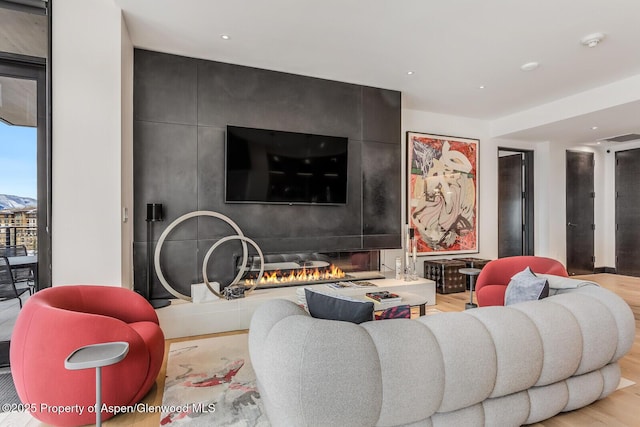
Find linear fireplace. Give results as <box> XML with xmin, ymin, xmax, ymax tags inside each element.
<box><xmin>237</xmin><ymin>251</ymin><xmax>383</xmax><ymax>289</ymax></box>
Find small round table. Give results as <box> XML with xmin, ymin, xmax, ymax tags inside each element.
<box><xmin>459</xmin><ymin>267</ymin><xmax>481</xmax><ymax>309</ymax></box>
<box><xmin>65</xmin><ymin>341</ymin><xmax>129</xmax><ymax>427</ymax></box>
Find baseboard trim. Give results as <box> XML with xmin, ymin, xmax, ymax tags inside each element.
<box><xmin>594</xmin><ymin>267</ymin><xmax>617</xmax><ymax>274</ymax></box>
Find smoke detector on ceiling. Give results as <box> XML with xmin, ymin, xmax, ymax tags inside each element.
<box><xmin>581</xmin><ymin>32</ymin><xmax>605</xmax><ymax>48</ymax></box>
<box><xmin>520</xmin><ymin>62</ymin><xmax>539</xmax><ymax>71</ymax></box>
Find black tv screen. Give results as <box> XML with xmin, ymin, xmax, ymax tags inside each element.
<box><xmin>225</xmin><ymin>126</ymin><xmax>348</xmax><ymax>205</ymax></box>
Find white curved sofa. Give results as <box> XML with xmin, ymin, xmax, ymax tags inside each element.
<box><xmin>249</xmin><ymin>282</ymin><xmax>634</xmax><ymax>426</ymax></box>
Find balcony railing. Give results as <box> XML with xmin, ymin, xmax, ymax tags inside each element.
<box><xmin>0</xmin><ymin>226</ymin><xmax>38</xmax><ymax>254</ymax></box>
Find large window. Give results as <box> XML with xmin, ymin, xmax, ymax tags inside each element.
<box><xmin>0</xmin><ymin>0</ymin><xmax>49</xmax><ymax>367</ymax></box>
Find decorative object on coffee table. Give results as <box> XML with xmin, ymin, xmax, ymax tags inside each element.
<box><xmin>407</xmin><ymin>131</ymin><xmax>479</xmax><ymax>255</ymax></box>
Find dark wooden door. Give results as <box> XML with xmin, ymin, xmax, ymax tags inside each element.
<box><xmin>566</xmin><ymin>151</ymin><xmax>594</xmax><ymax>275</ymax></box>
<box><xmin>498</xmin><ymin>154</ymin><xmax>523</xmax><ymax>257</ymax></box>
<box><xmin>616</xmin><ymin>149</ymin><xmax>640</xmax><ymax>276</ymax></box>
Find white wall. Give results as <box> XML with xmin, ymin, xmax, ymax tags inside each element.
<box><xmin>385</xmin><ymin>109</ymin><xmax>619</xmax><ymax>274</ymax></box>
<box><xmin>121</xmin><ymin>14</ymin><xmax>134</xmax><ymax>288</ymax></box>
<box><xmin>382</xmin><ymin>109</ymin><xmax>574</xmax><ymax>276</ymax></box>
<box><xmin>52</xmin><ymin>0</ymin><xmax>131</xmax><ymax>286</ymax></box>
<box><xmin>491</xmin><ymin>74</ymin><xmax>640</xmax><ymax>139</ymax></box>
<box><xmin>494</xmin><ymin>139</ymin><xmax>558</xmax><ymax>258</ymax></box>
<box><xmin>541</xmin><ymin>142</ymin><xmax>619</xmax><ymax>270</ymax></box>
<box><xmin>537</xmin><ymin>141</ymin><xmax>568</xmax><ymax>262</ymax></box>
<box><xmin>51</xmin><ymin>3</ymin><xmax>612</xmax><ymax>285</ymax></box>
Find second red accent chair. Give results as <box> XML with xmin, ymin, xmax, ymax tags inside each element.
<box><xmin>475</xmin><ymin>256</ymin><xmax>569</xmax><ymax>306</ymax></box>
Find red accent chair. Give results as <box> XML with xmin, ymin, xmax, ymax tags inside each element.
<box><xmin>475</xmin><ymin>256</ymin><xmax>568</xmax><ymax>307</ymax></box>
<box><xmin>10</xmin><ymin>285</ymin><xmax>165</xmax><ymax>427</ymax></box>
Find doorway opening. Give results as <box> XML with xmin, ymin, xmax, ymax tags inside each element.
<box><xmin>565</xmin><ymin>150</ymin><xmax>595</xmax><ymax>275</ymax></box>
<box><xmin>498</xmin><ymin>148</ymin><xmax>534</xmax><ymax>257</ymax></box>
<box><xmin>615</xmin><ymin>148</ymin><xmax>640</xmax><ymax>276</ymax></box>
<box><xmin>0</xmin><ymin>0</ymin><xmax>50</xmax><ymax>367</ymax></box>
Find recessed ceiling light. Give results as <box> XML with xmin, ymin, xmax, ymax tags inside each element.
<box><xmin>520</xmin><ymin>62</ymin><xmax>539</xmax><ymax>71</ymax></box>
<box><xmin>220</xmin><ymin>34</ymin><xmax>230</xmax><ymax>40</ymax></box>
<box><xmin>479</xmin><ymin>85</ymin><xmax>485</xmax><ymax>89</ymax></box>
<box><xmin>596</xmin><ymin>141</ymin><xmax>602</xmax><ymax>145</ymax></box>
<box><xmin>591</xmin><ymin>126</ymin><xmax>598</xmax><ymax>130</ymax></box>
<box><xmin>581</xmin><ymin>32</ymin><xmax>605</xmax><ymax>48</ymax></box>
<box><xmin>407</xmin><ymin>71</ymin><xmax>414</xmax><ymax>75</ymax></box>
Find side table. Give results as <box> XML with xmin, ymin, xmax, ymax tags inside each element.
<box><xmin>65</xmin><ymin>341</ymin><xmax>130</xmax><ymax>427</ymax></box>
<box><xmin>459</xmin><ymin>268</ymin><xmax>481</xmax><ymax>309</ymax></box>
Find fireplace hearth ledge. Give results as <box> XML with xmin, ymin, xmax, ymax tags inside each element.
<box><xmin>156</xmin><ymin>273</ymin><xmax>436</xmax><ymax>339</ymax></box>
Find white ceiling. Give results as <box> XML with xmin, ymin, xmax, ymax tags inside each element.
<box><xmin>0</xmin><ymin>6</ymin><xmax>46</xmax><ymax>127</ymax></box>
<box><xmin>115</xmin><ymin>0</ymin><xmax>640</xmax><ymax>145</ymax></box>
<box><xmin>0</xmin><ymin>7</ymin><xmax>47</xmax><ymax>58</ymax></box>
<box><xmin>0</xmin><ymin>76</ymin><xmax>37</xmax><ymax>127</ymax></box>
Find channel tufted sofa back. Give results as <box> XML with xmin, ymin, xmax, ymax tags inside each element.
<box><xmin>249</xmin><ymin>283</ymin><xmax>634</xmax><ymax>426</ymax></box>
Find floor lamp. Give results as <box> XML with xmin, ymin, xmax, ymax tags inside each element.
<box><xmin>146</xmin><ymin>203</ymin><xmax>171</xmax><ymax>309</ymax></box>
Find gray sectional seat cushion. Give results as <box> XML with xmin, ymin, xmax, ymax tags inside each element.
<box><xmin>249</xmin><ymin>283</ymin><xmax>635</xmax><ymax>427</ymax></box>
<box><xmin>538</xmin><ymin>273</ymin><xmax>600</xmax><ymax>293</ymax></box>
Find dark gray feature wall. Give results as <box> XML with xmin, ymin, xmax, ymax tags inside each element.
<box><xmin>133</xmin><ymin>49</ymin><xmax>401</xmax><ymax>298</ymax></box>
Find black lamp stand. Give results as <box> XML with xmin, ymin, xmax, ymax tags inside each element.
<box><xmin>146</xmin><ymin>203</ymin><xmax>171</xmax><ymax>309</ymax></box>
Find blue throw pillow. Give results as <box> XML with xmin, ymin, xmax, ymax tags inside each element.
<box><xmin>304</xmin><ymin>289</ymin><xmax>374</xmax><ymax>324</ymax></box>
<box><xmin>504</xmin><ymin>267</ymin><xmax>550</xmax><ymax>305</ymax></box>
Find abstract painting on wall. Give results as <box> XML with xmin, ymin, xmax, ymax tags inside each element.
<box><xmin>407</xmin><ymin>132</ymin><xmax>479</xmax><ymax>255</ymax></box>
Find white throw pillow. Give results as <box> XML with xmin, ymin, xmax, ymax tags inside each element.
<box><xmin>504</xmin><ymin>267</ymin><xmax>550</xmax><ymax>305</ymax></box>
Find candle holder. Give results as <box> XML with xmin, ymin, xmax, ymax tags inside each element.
<box><xmin>410</xmin><ymin>228</ymin><xmax>418</xmax><ymax>280</ymax></box>
<box><xmin>404</xmin><ymin>226</ymin><xmax>418</xmax><ymax>281</ymax></box>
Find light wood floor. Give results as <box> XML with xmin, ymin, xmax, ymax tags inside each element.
<box><xmin>6</xmin><ymin>273</ymin><xmax>640</xmax><ymax>426</ymax></box>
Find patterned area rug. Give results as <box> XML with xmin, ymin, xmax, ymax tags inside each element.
<box><xmin>160</xmin><ymin>333</ymin><xmax>636</xmax><ymax>426</ymax></box>
<box><xmin>160</xmin><ymin>333</ymin><xmax>269</xmax><ymax>426</ymax></box>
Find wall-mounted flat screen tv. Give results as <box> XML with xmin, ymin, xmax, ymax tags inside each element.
<box><xmin>225</xmin><ymin>125</ymin><xmax>348</xmax><ymax>205</ymax></box>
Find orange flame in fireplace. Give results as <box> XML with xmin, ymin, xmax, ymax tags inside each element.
<box><xmin>245</xmin><ymin>264</ymin><xmax>345</xmax><ymax>285</ymax></box>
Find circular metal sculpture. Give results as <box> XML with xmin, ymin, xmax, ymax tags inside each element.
<box><xmin>202</xmin><ymin>235</ymin><xmax>264</xmax><ymax>298</ymax></box>
<box><xmin>154</xmin><ymin>210</ymin><xmax>262</xmax><ymax>301</ymax></box>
